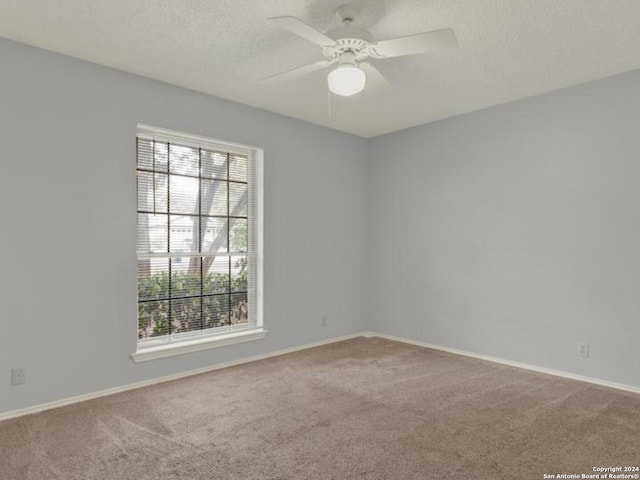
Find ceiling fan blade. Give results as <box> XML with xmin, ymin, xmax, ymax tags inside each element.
<box><xmin>262</xmin><ymin>59</ymin><xmax>334</xmax><ymax>83</ymax></box>
<box><xmin>373</xmin><ymin>28</ymin><xmax>458</xmax><ymax>58</ymax></box>
<box><xmin>268</xmin><ymin>16</ymin><xmax>337</xmax><ymax>47</ymax></box>
<box><xmin>360</xmin><ymin>62</ymin><xmax>390</xmax><ymax>94</ymax></box>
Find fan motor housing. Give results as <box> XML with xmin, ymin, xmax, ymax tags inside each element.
<box><xmin>323</xmin><ymin>27</ymin><xmax>384</xmax><ymax>61</ymax></box>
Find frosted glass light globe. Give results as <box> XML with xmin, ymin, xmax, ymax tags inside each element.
<box><xmin>327</xmin><ymin>65</ymin><xmax>366</xmax><ymax>96</ymax></box>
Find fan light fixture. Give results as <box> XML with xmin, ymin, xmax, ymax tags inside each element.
<box><xmin>327</xmin><ymin>63</ymin><xmax>366</xmax><ymax>96</ymax></box>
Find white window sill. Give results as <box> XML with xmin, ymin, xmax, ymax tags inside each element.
<box><xmin>131</xmin><ymin>328</ymin><xmax>268</xmax><ymax>363</ymax></box>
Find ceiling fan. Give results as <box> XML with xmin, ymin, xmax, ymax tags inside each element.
<box><xmin>263</xmin><ymin>4</ymin><xmax>458</xmax><ymax>97</ymax></box>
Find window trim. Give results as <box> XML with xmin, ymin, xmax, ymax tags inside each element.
<box><xmin>133</xmin><ymin>125</ymin><xmax>264</xmax><ymax>361</ymax></box>
<box><xmin>131</xmin><ymin>327</ymin><xmax>268</xmax><ymax>363</ymax></box>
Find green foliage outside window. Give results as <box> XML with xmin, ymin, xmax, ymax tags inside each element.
<box><xmin>138</xmin><ymin>258</ymin><xmax>247</xmax><ymax>339</ymax></box>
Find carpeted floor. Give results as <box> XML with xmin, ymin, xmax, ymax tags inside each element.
<box><xmin>1</xmin><ymin>337</ymin><xmax>639</xmax><ymax>480</ymax></box>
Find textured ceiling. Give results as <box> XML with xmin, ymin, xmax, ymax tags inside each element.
<box><xmin>1</xmin><ymin>0</ymin><xmax>639</xmax><ymax>137</ymax></box>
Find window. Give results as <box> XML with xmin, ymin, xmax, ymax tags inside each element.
<box><xmin>134</xmin><ymin>125</ymin><xmax>264</xmax><ymax>361</ymax></box>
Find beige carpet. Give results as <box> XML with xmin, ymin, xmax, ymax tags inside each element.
<box><xmin>1</xmin><ymin>337</ymin><xmax>639</xmax><ymax>480</ymax></box>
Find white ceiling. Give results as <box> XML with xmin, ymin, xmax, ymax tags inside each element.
<box><xmin>1</xmin><ymin>0</ymin><xmax>639</xmax><ymax>137</ymax></box>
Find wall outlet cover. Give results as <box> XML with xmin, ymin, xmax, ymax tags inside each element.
<box><xmin>577</xmin><ymin>342</ymin><xmax>590</xmax><ymax>358</ymax></box>
<box><xmin>11</xmin><ymin>367</ymin><xmax>26</xmax><ymax>386</ymax></box>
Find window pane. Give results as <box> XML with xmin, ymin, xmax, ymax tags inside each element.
<box><xmin>230</xmin><ymin>218</ymin><xmax>247</xmax><ymax>252</ymax></box>
<box><xmin>138</xmin><ymin>300</ymin><xmax>170</xmax><ymax>339</ymax></box>
<box><xmin>203</xmin><ymin>257</ymin><xmax>230</xmax><ymax>294</ymax></box>
<box><xmin>138</xmin><ymin>214</ymin><xmax>168</xmax><ymax>253</ymax></box>
<box><xmin>171</xmin><ymin>257</ymin><xmax>201</xmax><ymax>298</ymax></box>
<box><xmin>169</xmin><ymin>215</ymin><xmax>198</xmax><ymax>253</ymax></box>
<box><xmin>137</xmin><ymin>139</ymin><xmax>168</xmax><ymax>173</ymax></box>
<box><xmin>201</xmin><ymin>179</ymin><xmax>227</xmax><ymax>216</ymax></box>
<box><xmin>231</xmin><ymin>256</ymin><xmax>247</xmax><ymax>293</ymax></box>
<box><xmin>137</xmin><ymin>171</ymin><xmax>168</xmax><ymax>213</ymax></box>
<box><xmin>137</xmin><ymin>138</ymin><xmax>154</xmax><ymax>170</ymax></box>
<box><xmin>229</xmin><ymin>155</ymin><xmax>247</xmax><ymax>182</ymax></box>
<box><xmin>230</xmin><ymin>292</ymin><xmax>248</xmax><ymax>325</ymax></box>
<box><xmin>171</xmin><ymin>297</ymin><xmax>202</xmax><ymax>333</ymax></box>
<box><xmin>229</xmin><ymin>182</ymin><xmax>247</xmax><ymax>217</ymax></box>
<box><xmin>138</xmin><ymin>258</ymin><xmax>169</xmax><ymax>301</ymax></box>
<box><xmin>203</xmin><ymin>295</ymin><xmax>229</xmax><ymax>329</ymax></box>
<box><xmin>202</xmin><ymin>150</ymin><xmax>227</xmax><ymax>179</ymax></box>
<box><xmin>202</xmin><ymin>218</ymin><xmax>228</xmax><ymax>252</ymax></box>
<box><xmin>169</xmin><ymin>144</ymin><xmax>199</xmax><ymax>176</ymax></box>
<box><xmin>169</xmin><ymin>175</ymin><xmax>199</xmax><ymax>214</ymax></box>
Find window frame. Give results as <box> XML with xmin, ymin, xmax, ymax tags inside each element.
<box><xmin>132</xmin><ymin>125</ymin><xmax>264</xmax><ymax>363</ymax></box>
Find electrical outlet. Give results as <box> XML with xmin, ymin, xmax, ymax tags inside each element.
<box><xmin>577</xmin><ymin>342</ymin><xmax>589</xmax><ymax>358</ymax></box>
<box><xmin>321</xmin><ymin>315</ymin><xmax>327</xmax><ymax>327</ymax></box>
<box><xmin>11</xmin><ymin>367</ymin><xmax>25</xmax><ymax>386</ymax></box>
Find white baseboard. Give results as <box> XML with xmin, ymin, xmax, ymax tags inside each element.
<box><xmin>2</xmin><ymin>330</ymin><xmax>638</xmax><ymax>422</ymax></box>
<box><xmin>371</xmin><ymin>332</ymin><xmax>640</xmax><ymax>396</ymax></box>
<box><xmin>0</xmin><ymin>332</ymin><xmax>364</xmax><ymax>422</ymax></box>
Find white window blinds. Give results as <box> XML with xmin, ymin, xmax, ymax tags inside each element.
<box><xmin>136</xmin><ymin>125</ymin><xmax>262</xmax><ymax>347</ymax></box>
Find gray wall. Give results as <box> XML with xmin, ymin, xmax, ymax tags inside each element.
<box><xmin>368</xmin><ymin>70</ymin><xmax>640</xmax><ymax>388</ymax></box>
<box><xmin>0</xmin><ymin>38</ymin><xmax>368</xmax><ymax>414</ymax></box>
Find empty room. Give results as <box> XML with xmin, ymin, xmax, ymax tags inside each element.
<box><xmin>1</xmin><ymin>1</ymin><xmax>639</xmax><ymax>479</ymax></box>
